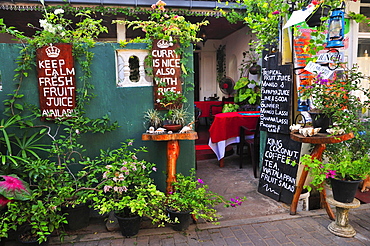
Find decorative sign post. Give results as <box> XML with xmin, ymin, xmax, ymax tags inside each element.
<box><xmin>36</xmin><ymin>43</ymin><xmax>76</xmax><ymax>119</ymax></box>
<box><xmin>152</xmin><ymin>39</ymin><xmax>182</xmax><ymax>110</ymax></box>
<box><xmin>258</xmin><ymin>51</ymin><xmax>302</xmax><ymax>204</ymax></box>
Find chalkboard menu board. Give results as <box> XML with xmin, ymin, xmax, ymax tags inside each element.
<box><xmin>258</xmin><ymin>133</ymin><xmax>302</xmax><ymax>204</ymax></box>
<box><xmin>260</xmin><ymin>51</ymin><xmax>292</xmax><ymax>134</ymax></box>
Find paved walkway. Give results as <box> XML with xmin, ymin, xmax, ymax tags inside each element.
<box><xmin>45</xmin><ymin>203</ymin><xmax>370</xmax><ymax>246</ymax></box>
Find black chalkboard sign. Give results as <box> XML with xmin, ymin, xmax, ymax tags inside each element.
<box><xmin>260</xmin><ymin>51</ymin><xmax>292</xmax><ymax>134</ymax></box>
<box><xmin>258</xmin><ymin>133</ymin><xmax>302</xmax><ymax>204</ymax></box>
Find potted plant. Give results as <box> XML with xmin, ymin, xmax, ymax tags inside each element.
<box><xmin>156</xmin><ymin>90</ymin><xmax>187</xmax><ymax>110</ymax></box>
<box><xmin>234</xmin><ymin>77</ymin><xmax>261</xmax><ymax>111</ymax></box>
<box><xmin>298</xmin><ymin>63</ymin><xmax>370</xmax><ymax>133</ymax></box>
<box><xmin>0</xmin><ymin>159</ymin><xmax>69</xmax><ymax>245</ymax></box>
<box><xmin>85</xmin><ymin>139</ymin><xmax>169</xmax><ymax>237</ymax></box>
<box><xmin>295</xmin><ymin>149</ymin><xmax>370</xmax><ymax>203</ymax></box>
<box><xmin>144</xmin><ymin>108</ymin><xmax>162</xmax><ymax>129</ymax></box>
<box><xmin>239</xmin><ymin>48</ymin><xmax>261</xmax><ymax>76</ymax></box>
<box><xmin>166</xmin><ymin>168</ymin><xmax>246</xmax><ymax>231</ymax></box>
<box><xmin>164</xmin><ymin>107</ymin><xmax>191</xmax><ymax>126</ymax></box>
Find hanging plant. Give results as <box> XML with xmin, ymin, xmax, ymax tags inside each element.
<box><xmin>216</xmin><ymin>44</ymin><xmax>226</xmax><ymax>82</ymax></box>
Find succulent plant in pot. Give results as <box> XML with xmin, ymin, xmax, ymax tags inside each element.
<box><xmin>163</xmin><ymin>107</ymin><xmax>192</xmax><ymax>128</ymax></box>
<box><xmin>144</xmin><ymin>109</ymin><xmax>163</xmax><ymax>129</ymax></box>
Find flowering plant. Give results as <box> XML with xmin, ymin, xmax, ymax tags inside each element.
<box><xmin>294</xmin><ymin>152</ymin><xmax>370</xmax><ymax>192</ymax></box>
<box><xmin>117</xmin><ymin>0</ymin><xmax>208</xmax><ymax>46</ymax></box>
<box><xmin>85</xmin><ymin>140</ymin><xmax>169</xmax><ymax>226</ymax></box>
<box><xmin>299</xmin><ymin>63</ymin><xmax>370</xmax><ymax>133</ymax></box>
<box><xmin>166</xmin><ymin>169</ymin><xmax>246</xmax><ymax>224</ymax></box>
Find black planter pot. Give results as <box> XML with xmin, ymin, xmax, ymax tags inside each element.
<box><xmin>61</xmin><ymin>203</ymin><xmax>90</xmax><ymax>231</ymax></box>
<box><xmin>305</xmin><ymin>5</ymin><xmax>331</xmax><ymax>27</ymax></box>
<box><xmin>330</xmin><ymin>178</ymin><xmax>361</xmax><ymax>203</ymax></box>
<box><xmin>114</xmin><ymin>213</ymin><xmax>141</xmax><ymax>237</ymax></box>
<box><xmin>16</xmin><ymin>225</ymin><xmax>50</xmax><ymax>246</ymax></box>
<box><xmin>167</xmin><ymin>209</ymin><xmax>192</xmax><ymax>231</ymax></box>
<box><xmin>309</xmin><ymin>111</ymin><xmax>332</xmax><ymax>133</ymax></box>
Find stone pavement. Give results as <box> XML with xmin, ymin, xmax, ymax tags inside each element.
<box><xmin>47</xmin><ymin>203</ymin><xmax>370</xmax><ymax>245</ymax></box>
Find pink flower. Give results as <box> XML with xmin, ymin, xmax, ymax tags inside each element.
<box><xmin>103</xmin><ymin>185</ymin><xmax>112</xmax><ymax>193</ymax></box>
<box><xmin>152</xmin><ymin>167</ymin><xmax>157</xmax><ymax>172</ymax></box>
<box><xmin>0</xmin><ymin>175</ymin><xmax>30</xmax><ymax>201</ymax></box>
<box><xmin>326</xmin><ymin>170</ymin><xmax>337</xmax><ymax>179</ymax></box>
<box><xmin>0</xmin><ymin>175</ymin><xmax>27</xmax><ymax>192</ymax></box>
<box><xmin>197</xmin><ymin>178</ymin><xmax>204</xmax><ymax>184</ymax></box>
<box><xmin>272</xmin><ymin>11</ymin><xmax>280</xmax><ymax>15</ymax></box>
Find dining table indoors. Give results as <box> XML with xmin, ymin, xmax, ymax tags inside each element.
<box><xmin>208</xmin><ymin>111</ymin><xmax>260</xmax><ymax>167</ymax></box>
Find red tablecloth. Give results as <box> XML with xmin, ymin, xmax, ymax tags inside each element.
<box><xmin>194</xmin><ymin>101</ymin><xmax>234</xmax><ymax>117</ymax></box>
<box><xmin>209</xmin><ymin>111</ymin><xmax>260</xmax><ymax>143</ymax></box>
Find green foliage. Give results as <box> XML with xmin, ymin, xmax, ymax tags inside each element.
<box><xmin>294</xmin><ymin>152</ymin><xmax>370</xmax><ymax>192</ymax></box>
<box><xmin>222</xmin><ymin>103</ymin><xmax>239</xmax><ymax>113</ymax></box>
<box><xmin>164</xmin><ymin>107</ymin><xmax>192</xmax><ymax>126</ymax></box>
<box><xmin>157</xmin><ymin>90</ymin><xmax>187</xmax><ymax>109</ymax></box>
<box><xmin>166</xmin><ymin>169</ymin><xmax>246</xmax><ymax>224</ymax></box>
<box><xmin>115</xmin><ymin>1</ymin><xmax>207</xmax><ymax>105</ymax></box>
<box><xmin>144</xmin><ymin>109</ymin><xmax>163</xmax><ymax>128</ymax></box>
<box><xmin>0</xmin><ymin>3</ymin><xmax>119</xmax><ymax>243</ymax></box>
<box><xmin>85</xmin><ymin>140</ymin><xmax>169</xmax><ymax>226</ymax></box>
<box><xmin>234</xmin><ymin>77</ymin><xmax>261</xmax><ymax>105</ymax></box>
<box><xmin>0</xmin><ymin>159</ymin><xmax>68</xmax><ymax>243</ymax></box>
<box><xmin>299</xmin><ymin>63</ymin><xmax>370</xmax><ymax>133</ymax></box>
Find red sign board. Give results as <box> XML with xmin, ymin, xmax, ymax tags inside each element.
<box><xmin>152</xmin><ymin>39</ymin><xmax>182</xmax><ymax>110</ymax></box>
<box><xmin>36</xmin><ymin>43</ymin><xmax>76</xmax><ymax>119</ymax></box>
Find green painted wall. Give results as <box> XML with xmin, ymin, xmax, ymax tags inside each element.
<box><xmin>0</xmin><ymin>42</ymin><xmax>196</xmax><ymax>192</ymax></box>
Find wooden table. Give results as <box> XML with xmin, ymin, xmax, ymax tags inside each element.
<box><xmin>142</xmin><ymin>132</ymin><xmax>198</xmax><ymax>194</ymax></box>
<box><xmin>208</xmin><ymin>111</ymin><xmax>260</xmax><ymax>167</ymax></box>
<box><xmin>289</xmin><ymin>132</ymin><xmax>354</xmax><ymax>220</ymax></box>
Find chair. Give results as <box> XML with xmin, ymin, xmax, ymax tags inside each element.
<box><xmin>209</xmin><ymin>97</ymin><xmax>234</xmax><ymax>124</ymax></box>
<box><xmin>238</xmin><ymin>118</ymin><xmax>260</xmax><ymax>178</ymax></box>
<box><xmin>194</xmin><ymin>105</ymin><xmax>202</xmax><ymax>131</ymax></box>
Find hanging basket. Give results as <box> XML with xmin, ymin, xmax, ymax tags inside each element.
<box><xmin>305</xmin><ymin>5</ymin><xmax>331</xmax><ymax>27</ymax></box>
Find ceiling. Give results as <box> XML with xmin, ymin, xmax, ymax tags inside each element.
<box><xmin>0</xmin><ymin>9</ymin><xmax>246</xmax><ymax>40</ymax></box>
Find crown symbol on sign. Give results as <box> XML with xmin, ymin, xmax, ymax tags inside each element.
<box><xmin>45</xmin><ymin>45</ymin><xmax>60</xmax><ymax>58</ymax></box>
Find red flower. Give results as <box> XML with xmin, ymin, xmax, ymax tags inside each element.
<box><xmin>0</xmin><ymin>195</ymin><xmax>11</xmax><ymax>208</ymax></box>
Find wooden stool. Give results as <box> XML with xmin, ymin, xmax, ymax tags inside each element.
<box><xmin>327</xmin><ymin>196</ymin><xmax>360</xmax><ymax>238</ymax></box>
